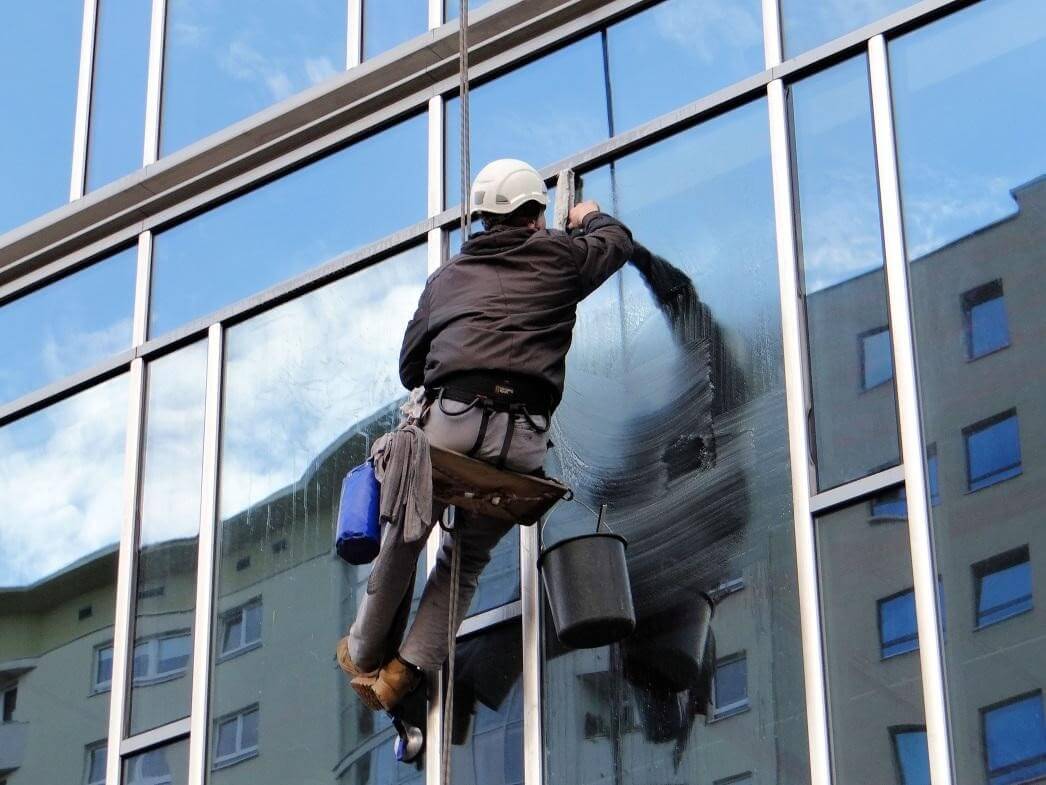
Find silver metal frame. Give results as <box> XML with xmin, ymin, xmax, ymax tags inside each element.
<box><xmin>868</xmin><ymin>34</ymin><xmax>954</xmax><ymax>785</ymax></box>
<box><xmin>132</xmin><ymin>231</ymin><xmax>152</xmax><ymax>347</ymax></box>
<box><xmin>809</xmin><ymin>465</ymin><xmax>906</xmax><ymax>515</ymax></box>
<box><xmin>143</xmin><ymin>0</ymin><xmax>166</xmax><ymax>166</ymax></box>
<box><xmin>120</xmin><ymin>718</ymin><xmax>190</xmax><ymax>757</ymax></box>
<box><xmin>347</xmin><ymin>0</ymin><xmax>363</xmax><ymax>69</ymax></box>
<box><xmin>71</xmin><ymin>0</ymin><xmax>99</xmax><ymax>201</ymax></box>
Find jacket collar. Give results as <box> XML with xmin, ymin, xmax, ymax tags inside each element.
<box><xmin>460</xmin><ymin>225</ymin><xmax>538</xmax><ymax>256</ymax></box>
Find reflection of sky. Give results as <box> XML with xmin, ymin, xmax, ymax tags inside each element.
<box><xmin>150</xmin><ymin>113</ymin><xmax>427</xmax><ymax>336</ymax></box>
<box><xmin>892</xmin><ymin>0</ymin><xmax>1046</xmax><ymax>258</ymax></box>
<box><xmin>363</xmin><ymin>0</ymin><xmax>427</xmax><ymax>60</ymax></box>
<box><xmin>0</xmin><ymin>376</ymin><xmax>128</xmax><ymax>587</ymax></box>
<box><xmin>607</xmin><ymin>0</ymin><xmax>763</xmax><ymax>134</ymax></box>
<box><xmin>445</xmin><ymin>35</ymin><xmax>607</xmax><ymax>208</ymax></box>
<box><xmin>87</xmin><ymin>0</ymin><xmax>151</xmax><ymax>191</ymax></box>
<box><xmin>782</xmin><ymin>0</ymin><xmax>912</xmax><ymax>57</ymax></box>
<box><xmin>0</xmin><ymin>2</ymin><xmax>81</xmax><ymax>235</ymax></box>
<box><xmin>445</xmin><ymin>0</ymin><xmax>489</xmax><ymax>22</ymax></box>
<box><xmin>161</xmin><ymin>0</ymin><xmax>346</xmax><ymax>155</ymax></box>
<box><xmin>139</xmin><ymin>342</ymin><xmax>208</xmax><ymax>547</ymax></box>
<box><xmin>792</xmin><ymin>55</ymin><xmax>884</xmax><ymax>293</ymax></box>
<box><xmin>219</xmin><ymin>246</ymin><xmax>426</xmax><ymax>518</ymax></box>
<box><xmin>0</xmin><ymin>246</ymin><xmax>136</xmax><ymax>406</ymax></box>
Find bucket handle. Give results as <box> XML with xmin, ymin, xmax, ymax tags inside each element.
<box><xmin>539</xmin><ymin>496</ymin><xmax>622</xmax><ymax>552</ymax></box>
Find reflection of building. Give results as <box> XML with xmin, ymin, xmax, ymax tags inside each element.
<box><xmin>808</xmin><ymin>177</ymin><xmax>1046</xmax><ymax>784</ymax></box>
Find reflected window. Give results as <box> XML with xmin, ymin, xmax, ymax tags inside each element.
<box><xmin>964</xmin><ymin>410</ymin><xmax>1022</xmax><ymax>492</ymax></box>
<box><xmin>131</xmin><ymin>634</ymin><xmax>191</xmax><ymax>683</ymax></box>
<box><xmin>85</xmin><ymin>743</ymin><xmax>108</xmax><ymax>785</ymax></box>
<box><xmin>927</xmin><ymin>445</ymin><xmax>941</xmax><ymax>506</ymax></box>
<box><xmin>0</xmin><ymin>247</ymin><xmax>136</xmax><ymax>406</ymax></box>
<box><xmin>891</xmin><ymin>727</ymin><xmax>930</xmax><ymax>785</ymax></box>
<box><xmin>712</xmin><ymin>653</ymin><xmax>748</xmax><ymax>719</ymax></box>
<box><xmin>974</xmin><ymin>547</ymin><xmax>1032</xmax><ymax>629</ymax></box>
<box><xmin>982</xmin><ymin>693</ymin><xmax>1046</xmax><ymax>785</ymax></box>
<box><xmin>963</xmin><ymin>280</ymin><xmax>1010</xmax><ymax>360</ymax></box>
<box><xmin>94</xmin><ymin>646</ymin><xmax>114</xmax><ymax>692</ymax></box>
<box><xmin>363</xmin><ymin>0</ymin><xmax>427</xmax><ymax>60</ymax></box>
<box><xmin>150</xmin><ymin>115</ymin><xmax>426</xmax><ymax>336</ymax></box>
<box><xmin>878</xmin><ymin>589</ymin><xmax>918</xmax><ymax>658</ymax></box>
<box><xmin>161</xmin><ymin>0</ymin><xmax>346</xmax><ymax>155</ymax></box>
<box><xmin>2</xmin><ymin>686</ymin><xmax>17</xmax><ymax>723</ymax></box>
<box><xmin>220</xmin><ymin>600</ymin><xmax>263</xmax><ymax>658</ymax></box>
<box><xmin>870</xmin><ymin>487</ymin><xmax>907</xmax><ymax>521</ymax></box>
<box><xmin>213</xmin><ymin>706</ymin><xmax>260</xmax><ymax>769</ymax></box>
<box><xmin>860</xmin><ymin>327</ymin><xmax>893</xmax><ymax>390</ymax></box>
<box><xmin>125</xmin><ymin>747</ymin><xmax>173</xmax><ymax>785</ymax></box>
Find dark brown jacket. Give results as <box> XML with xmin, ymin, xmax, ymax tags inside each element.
<box><xmin>399</xmin><ymin>212</ymin><xmax>634</xmax><ymax>406</ymax></box>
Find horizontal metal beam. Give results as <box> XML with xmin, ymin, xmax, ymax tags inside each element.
<box><xmin>457</xmin><ymin>599</ymin><xmax>522</xmax><ymax>637</ymax></box>
<box><xmin>120</xmin><ymin>718</ymin><xmax>191</xmax><ymax>757</ymax></box>
<box><xmin>809</xmin><ymin>465</ymin><xmax>906</xmax><ymax>514</ymax></box>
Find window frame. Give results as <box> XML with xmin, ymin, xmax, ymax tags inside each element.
<box><xmin>125</xmin><ymin>746</ymin><xmax>174</xmax><ymax>785</ymax></box>
<box><xmin>131</xmin><ymin>631</ymin><xmax>192</xmax><ymax>685</ymax></box>
<box><xmin>962</xmin><ymin>279</ymin><xmax>1010</xmax><ymax>361</ymax></box>
<box><xmin>973</xmin><ymin>546</ymin><xmax>1033</xmax><ymax>630</ymax></box>
<box><xmin>710</xmin><ymin>651</ymin><xmax>749</xmax><ymax>720</ymax></box>
<box><xmin>878</xmin><ymin>587</ymin><xmax>919</xmax><ymax>659</ymax></box>
<box><xmin>963</xmin><ymin>409</ymin><xmax>1022</xmax><ymax>492</ymax></box>
<box><xmin>889</xmin><ymin>724</ymin><xmax>929</xmax><ymax>785</ymax></box>
<box><xmin>1</xmin><ymin>684</ymin><xmax>16</xmax><ymax>723</ymax></box>
<box><xmin>84</xmin><ymin>742</ymin><xmax>108</xmax><ymax>785</ymax></box>
<box><xmin>218</xmin><ymin>598</ymin><xmax>263</xmax><ymax>661</ymax></box>
<box><xmin>859</xmin><ymin>325</ymin><xmax>894</xmax><ymax>392</ymax></box>
<box><xmin>980</xmin><ymin>691</ymin><xmax>1046</xmax><ymax>785</ymax></box>
<box><xmin>92</xmin><ymin>644</ymin><xmax>115</xmax><ymax>693</ymax></box>
<box><xmin>212</xmin><ymin>705</ymin><xmax>260</xmax><ymax>770</ymax></box>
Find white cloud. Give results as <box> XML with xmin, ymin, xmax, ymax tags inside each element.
<box><xmin>40</xmin><ymin>317</ymin><xmax>131</xmax><ymax>382</ymax></box>
<box><xmin>305</xmin><ymin>57</ymin><xmax>337</xmax><ymax>86</ymax></box>
<box><xmin>651</xmin><ymin>0</ymin><xmax>762</xmax><ymax>64</ymax></box>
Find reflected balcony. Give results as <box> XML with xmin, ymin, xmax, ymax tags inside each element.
<box><xmin>0</xmin><ymin>720</ymin><xmax>28</xmax><ymax>773</ymax></box>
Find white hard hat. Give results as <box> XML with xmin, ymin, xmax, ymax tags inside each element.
<box><xmin>470</xmin><ymin>158</ymin><xmax>548</xmax><ymax>216</ymax></box>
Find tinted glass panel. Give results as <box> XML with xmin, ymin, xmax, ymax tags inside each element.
<box><xmin>445</xmin><ymin>36</ymin><xmax>606</xmax><ymax>208</ymax></box>
<box><xmin>161</xmin><ymin>0</ymin><xmax>346</xmax><ymax>155</ymax></box>
<box><xmin>151</xmin><ymin>114</ymin><xmax>426</xmax><ymax>336</ymax></box>
<box><xmin>451</xmin><ymin>623</ymin><xmax>523</xmax><ymax>785</ymax></box>
<box><xmin>363</xmin><ymin>1</ymin><xmax>427</xmax><ymax>60</ymax></box>
<box><xmin>466</xmin><ymin>529</ymin><xmax>519</xmax><ymax>617</ymax></box>
<box><xmin>0</xmin><ymin>246</ymin><xmax>136</xmax><ymax>406</ymax></box>
<box><xmin>791</xmin><ymin>55</ymin><xmax>900</xmax><ymax>490</ymax></box>
<box><xmin>968</xmin><ymin>294</ymin><xmax>1010</xmax><ymax>359</ymax></box>
<box><xmin>816</xmin><ymin>495</ymin><xmax>929</xmax><ymax>783</ymax></box>
<box><xmin>782</xmin><ymin>0</ymin><xmax>912</xmax><ymax>58</ymax></box>
<box><xmin>123</xmin><ymin>738</ymin><xmax>188</xmax><ymax>785</ymax></box>
<box><xmin>87</xmin><ymin>0</ymin><xmax>151</xmax><ymax>190</ymax></box>
<box><xmin>542</xmin><ymin>101</ymin><xmax>809</xmax><ymax>785</ymax></box>
<box><xmin>129</xmin><ymin>342</ymin><xmax>208</xmax><ymax>734</ymax></box>
<box><xmin>0</xmin><ymin>2</ymin><xmax>81</xmax><ymax>234</ymax></box>
<box><xmin>606</xmin><ymin>0</ymin><xmax>763</xmax><ymax>134</ymax></box>
<box><xmin>208</xmin><ymin>247</ymin><xmax>427</xmax><ymax>784</ymax></box>
<box><xmin>0</xmin><ymin>377</ymin><xmax>128</xmax><ymax>783</ymax></box>
<box><xmin>977</xmin><ymin>550</ymin><xmax>1033</xmax><ymax>628</ymax></box>
<box><xmin>983</xmin><ymin>694</ymin><xmax>1046</xmax><ymax>785</ymax></box>
<box><xmin>891</xmin><ymin>2</ymin><xmax>1046</xmax><ymax>779</ymax></box>
<box><xmin>445</xmin><ymin>0</ymin><xmax>489</xmax><ymax>22</ymax></box>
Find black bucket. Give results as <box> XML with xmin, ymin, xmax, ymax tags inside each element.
<box><xmin>538</xmin><ymin>504</ymin><xmax>636</xmax><ymax>649</ymax></box>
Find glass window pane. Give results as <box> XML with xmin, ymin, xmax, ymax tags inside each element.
<box><xmin>208</xmin><ymin>247</ymin><xmax>427</xmax><ymax>783</ymax></box>
<box><xmin>965</xmin><ymin>412</ymin><xmax>1021</xmax><ymax>491</ymax></box>
<box><xmin>445</xmin><ymin>0</ymin><xmax>489</xmax><ymax>22</ymax></box>
<box><xmin>817</xmin><ymin>496</ymin><xmax>929</xmax><ymax>783</ymax></box>
<box><xmin>87</xmin><ymin>0</ymin><xmax>151</xmax><ymax>190</ymax></box>
<box><xmin>983</xmin><ymin>694</ymin><xmax>1046</xmax><ymax>784</ymax></box>
<box><xmin>0</xmin><ymin>377</ymin><xmax>128</xmax><ymax>783</ymax></box>
<box><xmin>542</xmin><ymin>101</ymin><xmax>809</xmax><ymax>785</ymax></box>
<box><xmin>976</xmin><ymin>549</ymin><xmax>1033</xmax><ymax>628</ymax></box>
<box><xmin>243</xmin><ymin>602</ymin><xmax>262</xmax><ymax>644</ymax></box>
<box><xmin>221</xmin><ymin>614</ymin><xmax>243</xmax><ymax>654</ymax></box>
<box><xmin>215</xmin><ymin>717</ymin><xmax>238</xmax><ymax>760</ymax></box>
<box><xmin>0</xmin><ymin>246</ymin><xmax>136</xmax><ymax>406</ymax></box>
<box><xmin>445</xmin><ymin>36</ymin><xmax>607</xmax><ymax>208</ymax></box>
<box><xmin>123</xmin><ymin>738</ymin><xmax>187</xmax><ymax>785</ymax></box>
<box><xmin>782</xmin><ymin>0</ymin><xmax>913</xmax><ymax>58</ymax></box>
<box><xmin>240</xmin><ymin>708</ymin><xmax>259</xmax><ymax>750</ymax></box>
<box><xmin>791</xmin><ymin>55</ymin><xmax>900</xmax><ymax>490</ymax></box>
<box><xmin>606</xmin><ymin>0</ymin><xmax>763</xmax><ymax>134</ymax></box>
<box><xmin>714</xmin><ymin>656</ymin><xmax>748</xmax><ymax>711</ymax></box>
<box><xmin>88</xmin><ymin>746</ymin><xmax>108</xmax><ymax>785</ymax></box>
<box><xmin>363</xmin><ymin>0</ymin><xmax>427</xmax><ymax>60</ymax></box>
<box><xmin>466</xmin><ymin>529</ymin><xmax>519</xmax><ymax>617</ymax></box>
<box><xmin>0</xmin><ymin>2</ymin><xmax>82</xmax><ymax>234</ymax></box>
<box><xmin>129</xmin><ymin>342</ymin><xmax>207</xmax><ymax>734</ymax></box>
<box><xmin>150</xmin><ymin>114</ymin><xmax>426</xmax><ymax>337</ymax></box>
<box><xmin>161</xmin><ymin>0</ymin><xmax>346</xmax><ymax>155</ymax></box>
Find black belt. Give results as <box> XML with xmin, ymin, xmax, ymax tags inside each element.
<box><xmin>429</xmin><ymin>372</ymin><xmax>554</xmax><ymax>419</ymax></box>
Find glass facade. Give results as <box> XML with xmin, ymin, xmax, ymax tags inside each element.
<box><xmin>0</xmin><ymin>1</ymin><xmax>1041</xmax><ymax>784</ymax></box>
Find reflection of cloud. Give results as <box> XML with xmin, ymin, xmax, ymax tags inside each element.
<box><xmin>172</xmin><ymin>20</ymin><xmax>205</xmax><ymax>46</ymax></box>
<box><xmin>220</xmin><ymin>38</ymin><xmax>295</xmax><ymax>101</ymax></box>
<box><xmin>0</xmin><ymin>377</ymin><xmax>127</xmax><ymax>587</ymax></box>
<box><xmin>41</xmin><ymin>317</ymin><xmax>131</xmax><ymax>382</ymax></box>
<box><xmin>305</xmin><ymin>57</ymin><xmax>337</xmax><ymax>85</ymax></box>
<box><xmin>220</xmin><ymin>248</ymin><xmax>426</xmax><ymax>518</ymax></box>
<box><xmin>652</xmin><ymin>0</ymin><xmax>761</xmax><ymax>63</ymax></box>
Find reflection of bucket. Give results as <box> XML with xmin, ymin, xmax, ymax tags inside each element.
<box><xmin>538</xmin><ymin>533</ymin><xmax>636</xmax><ymax>649</ymax></box>
<box><xmin>623</xmin><ymin>593</ymin><xmax>715</xmax><ymax>693</ymax></box>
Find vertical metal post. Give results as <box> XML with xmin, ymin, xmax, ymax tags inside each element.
<box><xmin>429</xmin><ymin>0</ymin><xmax>444</xmax><ymax>31</ymax></box>
<box><xmin>767</xmin><ymin>79</ymin><xmax>832</xmax><ymax>785</ymax></box>
<box><xmin>71</xmin><ymin>0</ymin><xmax>99</xmax><ymax>200</ymax></box>
<box><xmin>424</xmin><ymin>526</ymin><xmax>444</xmax><ymax>784</ymax></box>
<box><xmin>132</xmin><ymin>231</ymin><xmax>153</xmax><ymax>347</ymax></box>
<box><xmin>105</xmin><ymin>357</ymin><xmax>147</xmax><ymax>785</ymax></box>
<box><xmin>762</xmin><ymin>0</ymin><xmax>783</xmax><ymax>68</ymax></box>
<box><xmin>142</xmin><ymin>0</ymin><xmax>166</xmax><ymax>165</ymax></box>
<box><xmin>519</xmin><ymin>522</ymin><xmax>543</xmax><ymax>785</ymax></box>
<box><xmin>347</xmin><ymin>0</ymin><xmax>363</xmax><ymax>68</ymax></box>
<box><xmin>186</xmin><ymin>324</ymin><xmax>225</xmax><ymax>785</ymax></box>
<box><xmin>868</xmin><ymin>35</ymin><xmax>954</xmax><ymax>785</ymax></box>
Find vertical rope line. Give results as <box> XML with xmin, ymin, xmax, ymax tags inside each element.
<box><xmin>441</xmin><ymin>531</ymin><xmax>462</xmax><ymax>785</ymax></box>
<box><xmin>458</xmin><ymin>0</ymin><xmax>471</xmax><ymax>239</ymax></box>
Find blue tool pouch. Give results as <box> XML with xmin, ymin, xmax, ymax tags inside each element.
<box><xmin>335</xmin><ymin>460</ymin><xmax>382</xmax><ymax>565</ymax></box>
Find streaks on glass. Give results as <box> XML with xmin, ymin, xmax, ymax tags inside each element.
<box><xmin>209</xmin><ymin>247</ymin><xmax>427</xmax><ymax>785</ymax></box>
<box><xmin>150</xmin><ymin>113</ymin><xmax>427</xmax><ymax>337</ymax></box>
<box><xmin>0</xmin><ymin>376</ymin><xmax>128</xmax><ymax>783</ymax></box>
<box><xmin>161</xmin><ymin>0</ymin><xmax>346</xmax><ymax>155</ymax></box>
<box><xmin>791</xmin><ymin>55</ymin><xmax>900</xmax><ymax>490</ymax></box>
<box><xmin>0</xmin><ymin>245</ymin><xmax>136</xmax><ymax>406</ymax></box>
<box><xmin>542</xmin><ymin>100</ymin><xmax>809</xmax><ymax>784</ymax></box>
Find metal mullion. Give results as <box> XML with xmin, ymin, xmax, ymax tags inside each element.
<box><xmin>520</xmin><ymin>523</ymin><xmax>543</xmax><ymax>785</ymax></box>
<box><xmin>767</xmin><ymin>79</ymin><xmax>831</xmax><ymax>785</ymax></box>
<box><xmin>104</xmin><ymin>357</ymin><xmax>147</xmax><ymax>785</ymax></box>
<box><xmin>762</xmin><ymin>0</ymin><xmax>783</xmax><ymax>68</ymax></box>
<box><xmin>143</xmin><ymin>0</ymin><xmax>166</xmax><ymax>165</ymax></box>
<box><xmin>809</xmin><ymin>465</ymin><xmax>907</xmax><ymax>515</ymax></box>
<box><xmin>71</xmin><ymin>0</ymin><xmax>99</xmax><ymax>201</ymax></box>
<box><xmin>424</xmin><ymin>525</ymin><xmax>443</xmax><ymax>784</ymax></box>
<box><xmin>186</xmin><ymin>324</ymin><xmax>224</xmax><ymax>785</ymax></box>
<box><xmin>429</xmin><ymin>0</ymin><xmax>443</xmax><ymax>30</ymax></box>
<box><xmin>868</xmin><ymin>35</ymin><xmax>954</xmax><ymax>785</ymax></box>
<box><xmin>120</xmin><ymin>718</ymin><xmax>191</xmax><ymax>757</ymax></box>
<box><xmin>347</xmin><ymin>0</ymin><xmax>363</xmax><ymax>69</ymax></box>
<box><xmin>132</xmin><ymin>232</ymin><xmax>153</xmax><ymax>347</ymax></box>
<box><xmin>458</xmin><ymin>600</ymin><xmax>523</xmax><ymax>638</ymax></box>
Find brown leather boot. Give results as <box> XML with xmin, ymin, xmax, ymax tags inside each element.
<box><xmin>336</xmin><ymin>637</ymin><xmax>377</xmax><ymax>680</ymax></box>
<box><xmin>352</xmin><ymin>655</ymin><xmax>422</xmax><ymax>712</ymax></box>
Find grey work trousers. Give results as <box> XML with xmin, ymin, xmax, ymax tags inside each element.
<box><xmin>347</xmin><ymin>397</ymin><xmax>548</xmax><ymax>672</ymax></box>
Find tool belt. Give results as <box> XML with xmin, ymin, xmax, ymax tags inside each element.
<box><xmin>430</xmin><ymin>371</ymin><xmax>555</xmax><ymax>420</ymax></box>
